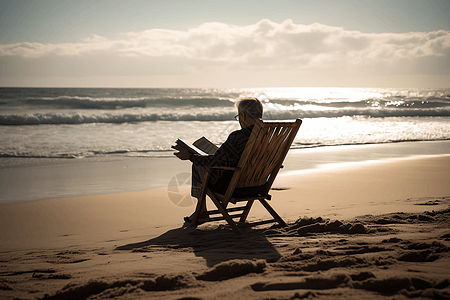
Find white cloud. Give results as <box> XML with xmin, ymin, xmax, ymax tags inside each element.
<box><xmin>1</xmin><ymin>19</ymin><xmax>449</xmax><ymax>87</ymax></box>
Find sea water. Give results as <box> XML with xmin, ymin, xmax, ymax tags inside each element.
<box><xmin>1</xmin><ymin>87</ymin><xmax>450</xmax><ymax>203</ymax></box>
<box><xmin>1</xmin><ymin>87</ymin><xmax>450</xmax><ymax>159</ymax></box>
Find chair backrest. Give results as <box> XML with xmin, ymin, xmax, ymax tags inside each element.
<box><xmin>224</xmin><ymin>119</ymin><xmax>302</xmax><ymax>199</ymax></box>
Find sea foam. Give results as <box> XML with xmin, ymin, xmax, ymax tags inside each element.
<box><xmin>1</xmin><ymin>87</ymin><xmax>449</xmax><ymax>158</ymax></box>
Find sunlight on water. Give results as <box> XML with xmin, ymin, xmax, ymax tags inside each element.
<box><xmin>0</xmin><ymin>87</ymin><xmax>449</xmax><ymax>158</ymax></box>
<box><xmin>261</xmin><ymin>87</ymin><xmax>385</xmax><ymax>102</ymax></box>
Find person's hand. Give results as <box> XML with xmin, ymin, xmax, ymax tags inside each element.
<box><xmin>173</xmin><ymin>146</ymin><xmax>191</xmax><ymax>160</ymax></box>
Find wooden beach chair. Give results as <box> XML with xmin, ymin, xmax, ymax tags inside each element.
<box><xmin>189</xmin><ymin>119</ymin><xmax>302</xmax><ymax>233</ymax></box>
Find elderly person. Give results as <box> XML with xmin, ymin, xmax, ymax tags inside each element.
<box><xmin>174</xmin><ymin>97</ymin><xmax>263</xmax><ymax>222</ymax></box>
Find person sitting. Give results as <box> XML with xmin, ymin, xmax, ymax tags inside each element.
<box><xmin>174</xmin><ymin>97</ymin><xmax>263</xmax><ymax>222</ymax></box>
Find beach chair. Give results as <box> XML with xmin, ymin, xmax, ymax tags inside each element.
<box><xmin>189</xmin><ymin>119</ymin><xmax>302</xmax><ymax>234</ymax></box>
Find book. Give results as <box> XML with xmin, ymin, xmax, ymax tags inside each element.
<box><xmin>172</xmin><ymin>136</ymin><xmax>218</xmax><ymax>156</ymax></box>
<box><xmin>192</xmin><ymin>136</ymin><xmax>218</xmax><ymax>155</ymax></box>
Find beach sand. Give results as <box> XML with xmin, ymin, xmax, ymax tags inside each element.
<box><xmin>1</xmin><ymin>149</ymin><xmax>450</xmax><ymax>299</ymax></box>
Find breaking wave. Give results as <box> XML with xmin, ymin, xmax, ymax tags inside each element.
<box><xmin>1</xmin><ymin>107</ymin><xmax>450</xmax><ymax>125</ymax></box>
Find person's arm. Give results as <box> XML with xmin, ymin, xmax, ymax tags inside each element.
<box><xmin>190</xmin><ymin>130</ymin><xmax>241</xmax><ymax>167</ymax></box>
<box><xmin>189</xmin><ymin>153</ymin><xmax>214</xmax><ymax>165</ymax></box>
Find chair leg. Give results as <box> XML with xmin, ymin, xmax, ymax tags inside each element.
<box><xmin>259</xmin><ymin>199</ymin><xmax>288</xmax><ymax>227</ymax></box>
<box><xmin>208</xmin><ymin>192</ymin><xmax>242</xmax><ymax>234</ymax></box>
<box><xmin>239</xmin><ymin>199</ymin><xmax>254</xmax><ymax>224</ymax></box>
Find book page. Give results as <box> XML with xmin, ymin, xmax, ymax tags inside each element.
<box><xmin>172</xmin><ymin>139</ymin><xmax>208</xmax><ymax>156</ymax></box>
<box><xmin>193</xmin><ymin>136</ymin><xmax>218</xmax><ymax>155</ymax></box>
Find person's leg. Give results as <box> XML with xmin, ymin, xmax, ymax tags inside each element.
<box><xmin>191</xmin><ymin>163</ymin><xmax>204</xmax><ymax>198</ymax></box>
<box><xmin>186</xmin><ymin>163</ymin><xmax>207</xmax><ymax>221</ymax></box>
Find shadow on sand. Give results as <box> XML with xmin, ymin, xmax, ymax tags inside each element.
<box><xmin>115</xmin><ymin>224</ymin><xmax>281</xmax><ymax>267</ymax></box>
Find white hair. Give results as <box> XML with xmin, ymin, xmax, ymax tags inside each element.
<box><xmin>235</xmin><ymin>97</ymin><xmax>263</xmax><ymax>119</ymax></box>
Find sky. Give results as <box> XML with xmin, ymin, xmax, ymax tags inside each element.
<box><xmin>0</xmin><ymin>0</ymin><xmax>449</xmax><ymax>88</ymax></box>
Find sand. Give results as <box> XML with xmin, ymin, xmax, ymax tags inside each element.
<box><xmin>1</xmin><ymin>151</ymin><xmax>450</xmax><ymax>299</ymax></box>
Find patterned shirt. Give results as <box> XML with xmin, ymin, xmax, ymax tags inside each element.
<box><xmin>189</xmin><ymin>125</ymin><xmax>253</xmax><ymax>194</ymax></box>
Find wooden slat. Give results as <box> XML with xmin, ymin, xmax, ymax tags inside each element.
<box><xmin>205</xmin><ymin>213</ymin><xmax>244</xmax><ymax>222</ymax></box>
<box><xmin>240</xmin><ymin>125</ymin><xmax>278</xmax><ymax>187</ymax></box>
<box><xmin>223</xmin><ymin>119</ymin><xmax>263</xmax><ymax>202</ymax></box>
<box><xmin>257</xmin><ymin>126</ymin><xmax>288</xmax><ymax>177</ymax></box>
<box><xmin>240</xmin><ymin>123</ymin><xmax>295</xmax><ymax>187</ymax></box>
<box><xmin>263</xmin><ymin>126</ymin><xmax>293</xmax><ymax>179</ymax></box>
<box><xmin>231</xmin><ymin>195</ymin><xmax>267</xmax><ymax>202</ymax></box>
<box><xmin>239</xmin><ymin>125</ymin><xmax>274</xmax><ymax>187</ymax></box>
<box><xmin>262</xmin><ymin>119</ymin><xmax>302</xmax><ymax>195</ymax></box>
<box><xmin>241</xmin><ymin>219</ymin><xmax>278</xmax><ymax>227</ymax></box>
<box><xmin>200</xmin><ymin>206</ymin><xmax>248</xmax><ymax>217</ymax></box>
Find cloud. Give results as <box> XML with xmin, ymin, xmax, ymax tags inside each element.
<box><xmin>1</xmin><ymin>19</ymin><xmax>449</xmax><ymax>87</ymax></box>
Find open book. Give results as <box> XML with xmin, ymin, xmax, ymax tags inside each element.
<box><xmin>172</xmin><ymin>136</ymin><xmax>218</xmax><ymax>156</ymax></box>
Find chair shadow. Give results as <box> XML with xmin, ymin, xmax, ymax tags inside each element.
<box><xmin>115</xmin><ymin>224</ymin><xmax>281</xmax><ymax>267</ymax></box>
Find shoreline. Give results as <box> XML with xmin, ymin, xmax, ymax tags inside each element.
<box><xmin>1</xmin><ymin>153</ymin><xmax>449</xmax><ymax>252</ymax></box>
<box><xmin>1</xmin><ymin>140</ymin><xmax>450</xmax><ymax>205</ymax></box>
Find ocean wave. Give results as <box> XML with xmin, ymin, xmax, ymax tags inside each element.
<box><xmin>0</xmin><ymin>96</ymin><xmax>235</xmax><ymax>110</ymax></box>
<box><xmin>2</xmin><ymin>92</ymin><xmax>449</xmax><ymax>111</ymax></box>
<box><xmin>0</xmin><ymin>149</ymin><xmax>173</xmax><ymax>159</ymax></box>
<box><xmin>1</xmin><ymin>107</ymin><xmax>450</xmax><ymax>125</ymax></box>
<box><xmin>0</xmin><ymin>111</ymin><xmax>235</xmax><ymax>125</ymax></box>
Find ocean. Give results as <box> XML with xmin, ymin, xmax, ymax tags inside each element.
<box><xmin>1</xmin><ymin>87</ymin><xmax>450</xmax><ymax>160</ymax></box>
<box><xmin>1</xmin><ymin>87</ymin><xmax>450</xmax><ymax>204</ymax></box>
